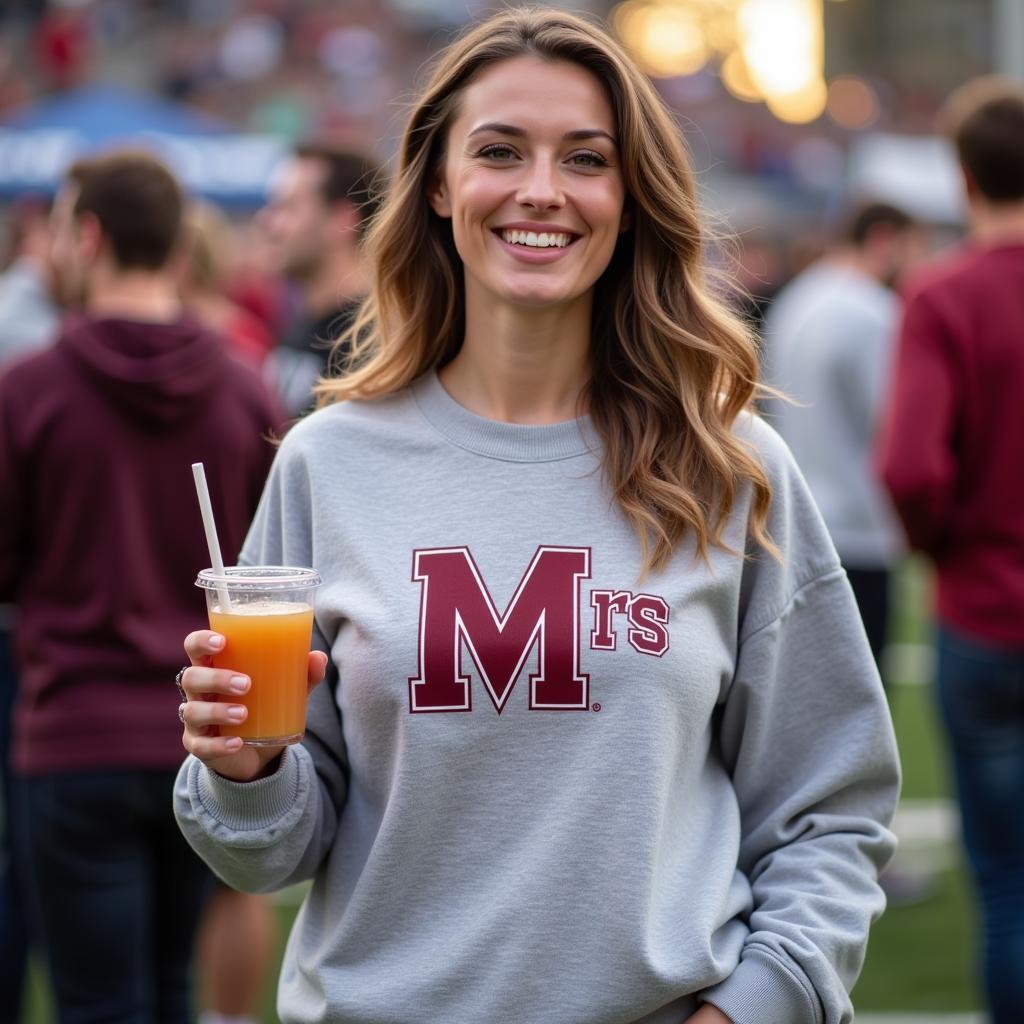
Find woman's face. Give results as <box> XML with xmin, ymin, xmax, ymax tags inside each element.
<box><xmin>429</xmin><ymin>55</ymin><xmax>628</xmax><ymax>313</ymax></box>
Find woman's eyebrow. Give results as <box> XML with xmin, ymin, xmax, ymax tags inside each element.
<box><xmin>563</xmin><ymin>129</ymin><xmax>618</xmax><ymax>145</ymax></box>
<box><xmin>468</xmin><ymin>122</ymin><xmax>618</xmax><ymax>145</ymax></box>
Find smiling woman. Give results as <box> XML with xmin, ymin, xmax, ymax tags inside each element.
<box><xmin>173</xmin><ymin>9</ymin><xmax>900</xmax><ymax>1024</ymax></box>
<box><xmin>315</xmin><ymin>10</ymin><xmax>774</xmax><ymax>569</ymax></box>
<box><xmin>430</xmin><ymin>57</ymin><xmax>626</xmax><ymax>317</ymax></box>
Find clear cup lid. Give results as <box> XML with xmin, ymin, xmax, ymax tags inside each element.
<box><xmin>195</xmin><ymin>566</ymin><xmax>322</xmax><ymax>591</ymax></box>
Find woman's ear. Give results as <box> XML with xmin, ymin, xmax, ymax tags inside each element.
<box><xmin>427</xmin><ymin>172</ymin><xmax>452</xmax><ymax>219</ymax></box>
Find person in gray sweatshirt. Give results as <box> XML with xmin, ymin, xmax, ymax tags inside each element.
<box><xmin>173</xmin><ymin>9</ymin><xmax>900</xmax><ymax>1024</ymax></box>
<box><xmin>761</xmin><ymin>201</ymin><xmax>925</xmax><ymax>671</ymax></box>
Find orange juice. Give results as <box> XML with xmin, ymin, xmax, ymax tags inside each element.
<box><xmin>209</xmin><ymin>601</ymin><xmax>315</xmax><ymax>745</ymax></box>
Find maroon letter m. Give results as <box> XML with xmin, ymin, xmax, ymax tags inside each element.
<box><xmin>409</xmin><ymin>546</ymin><xmax>591</xmax><ymax>713</ymax></box>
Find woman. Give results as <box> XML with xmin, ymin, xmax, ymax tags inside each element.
<box><xmin>174</xmin><ymin>9</ymin><xmax>899</xmax><ymax>1023</ymax></box>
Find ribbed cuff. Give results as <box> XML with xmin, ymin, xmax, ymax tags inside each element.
<box><xmin>699</xmin><ymin>947</ymin><xmax>822</xmax><ymax>1024</ymax></box>
<box><xmin>193</xmin><ymin>747</ymin><xmax>302</xmax><ymax>832</ymax></box>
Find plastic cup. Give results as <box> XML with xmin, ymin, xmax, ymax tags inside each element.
<box><xmin>195</xmin><ymin>566</ymin><xmax>322</xmax><ymax>746</ymax></box>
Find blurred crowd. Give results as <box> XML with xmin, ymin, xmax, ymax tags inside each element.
<box><xmin>0</xmin><ymin>136</ymin><xmax>390</xmax><ymax>1024</ymax></box>
<box><xmin>0</xmin><ymin>0</ymin><xmax>488</xmax><ymax>144</ymax></box>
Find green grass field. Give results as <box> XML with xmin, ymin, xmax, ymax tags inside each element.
<box><xmin>851</xmin><ymin>558</ymin><xmax>980</xmax><ymax>1012</ymax></box>
<box><xmin>855</xmin><ymin>682</ymin><xmax>980</xmax><ymax>1012</ymax></box>
<box><xmin>22</xmin><ymin>561</ymin><xmax>981</xmax><ymax>1021</ymax></box>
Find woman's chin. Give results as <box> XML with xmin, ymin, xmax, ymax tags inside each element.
<box><xmin>497</xmin><ymin>284</ymin><xmax>584</xmax><ymax>310</ymax></box>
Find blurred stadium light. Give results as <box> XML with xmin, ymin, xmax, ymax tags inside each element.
<box><xmin>612</xmin><ymin>0</ymin><xmax>828</xmax><ymax>123</ymax></box>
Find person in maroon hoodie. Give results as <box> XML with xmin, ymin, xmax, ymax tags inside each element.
<box><xmin>878</xmin><ymin>77</ymin><xmax>1024</xmax><ymax>1024</ymax></box>
<box><xmin>0</xmin><ymin>150</ymin><xmax>280</xmax><ymax>1023</ymax></box>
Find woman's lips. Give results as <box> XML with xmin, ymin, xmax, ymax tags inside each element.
<box><xmin>491</xmin><ymin>229</ymin><xmax>580</xmax><ymax>264</ymax></box>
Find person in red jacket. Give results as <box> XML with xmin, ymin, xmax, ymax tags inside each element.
<box><xmin>878</xmin><ymin>76</ymin><xmax>1024</xmax><ymax>1024</ymax></box>
<box><xmin>0</xmin><ymin>150</ymin><xmax>280</xmax><ymax>1023</ymax></box>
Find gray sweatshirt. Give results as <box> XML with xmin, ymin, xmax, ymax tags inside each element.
<box><xmin>174</xmin><ymin>371</ymin><xmax>899</xmax><ymax>1024</ymax></box>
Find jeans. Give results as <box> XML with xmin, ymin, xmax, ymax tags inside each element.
<box><xmin>0</xmin><ymin>625</ymin><xmax>27</xmax><ymax>1021</ymax></box>
<box><xmin>12</xmin><ymin>768</ymin><xmax>213</xmax><ymax>1024</ymax></box>
<box><xmin>936</xmin><ymin>627</ymin><xmax>1024</xmax><ymax>1024</ymax></box>
<box><xmin>845</xmin><ymin>566</ymin><xmax>891</xmax><ymax>673</ymax></box>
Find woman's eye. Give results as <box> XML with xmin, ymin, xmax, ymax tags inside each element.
<box><xmin>568</xmin><ymin>150</ymin><xmax>608</xmax><ymax>168</ymax></box>
<box><xmin>479</xmin><ymin>144</ymin><xmax>518</xmax><ymax>160</ymax></box>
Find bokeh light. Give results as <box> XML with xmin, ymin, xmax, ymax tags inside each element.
<box><xmin>767</xmin><ymin>77</ymin><xmax>828</xmax><ymax>123</ymax></box>
<box><xmin>720</xmin><ymin>49</ymin><xmax>761</xmax><ymax>103</ymax></box>
<box><xmin>613</xmin><ymin>1</ymin><xmax>710</xmax><ymax>79</ymax></box>
<box><xmin>739</xmin><ymin>0</ymin><xmax>823</xmax><ymax>99</ymax></box>
<box><xmin>613</xmin><ymin>0</ymin><xmax>827</xmax><ymax>122</ymax></box>
<box><xmin>827</xmin><ymin>75</ymin><xmax>881</xmax><ymax>130</ymax></box>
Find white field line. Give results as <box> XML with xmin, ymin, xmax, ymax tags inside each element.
<box><xmin>855</xmin><ymin>1015</ymin><xmax>982</xmax><ymax>1023</ymax></box>
<box><xmin>893</xmin><ymin>799</ymin><xmax>958</xmax><ymax>846</ymax></box>
<box><xmin>884</xmin><ymin>643</ymin><xmax>936</xmax><ymax>686</ymax></box>
<box><xmin>889</xmin><ymin>798</ymin><xmax>960</xmax><ymax>872</ymax></box>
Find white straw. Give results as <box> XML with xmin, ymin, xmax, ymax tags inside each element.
<box><xmin>191</xmin><ymin>462</ymin><xmax>232</xmax><ymax>612</ymax></box>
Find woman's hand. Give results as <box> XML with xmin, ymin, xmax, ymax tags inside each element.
<box><xmin>687</xmin><ymin>1004</ymin><xmax>733</xmax><ymax>1024</ymax></box>
<box><xmin>179</xmin><ymin>629</ymin><xmax>329</xmax><ymax>783</ymax></box>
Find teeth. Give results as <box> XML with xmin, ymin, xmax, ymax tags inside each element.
<box><xmin>500</xmin><ymin>229</ymin><xmax>572</xmax><ymax>248</ymax></box>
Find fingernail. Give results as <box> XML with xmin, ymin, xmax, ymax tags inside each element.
<box><xmin>225</xmin><ymin>737</ymin><xmax>243</xmax><ymax>750</ymax></box>
<box><xmin>230</xmin><ymin>675</ymin><xmax>250</xmax><ymax>693</ymax></box>
<box><xmin>209</xmin><ymin>635</ymin><xmax>225</xmax><ymax>650</ymax></box>
<box><xmin>227</xmin><ymin>705</ymin><xmax>246</xmax><ymax>722</ymax></box>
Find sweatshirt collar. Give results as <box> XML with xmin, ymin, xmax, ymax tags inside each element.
<box><xmin>412</xmin><ymin>369</ymin><xmax>600</xmax><ymax>463</ymax></box>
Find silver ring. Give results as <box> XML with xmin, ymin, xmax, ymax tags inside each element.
<box><xmin>175</xmin><ymin>667</ymin><xmax>188</xmax><ymax>703</ymax></box>
<box><xmin>178</xmin><ymin>702</ymin><xmax>187</xmax><ymax>724</ymax></box>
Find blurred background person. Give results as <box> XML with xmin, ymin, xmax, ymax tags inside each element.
<box><xmin>727</xmin><ymin>227</ymin><xmax>785</xmax><ymax>336</ymax></box>
<box><xmin>30</xmin><ymin>0</ymin><xmax>92</xmax><ymax>93</ymax></box>
<box><xmin>763</xmin><ymin>201</ymin><xmax>925</xmax><ymax>674</ymax></box>
<box><xmin>196</xmin><ymin>883</ymin><xmax>275</xmax><ymax>1024</ymax></box>
<box><xmin>0</xmin><ymin>149</ymin><xmax>280</xmax><ymax>1024</ymax></box>
<box><xmin>260</xmin><ymin>141</ymin><xmax>382</xmax><ymax>416</ymax></box>
<box><xmin>0</xmin><ymin>195</ymin><xmax>58</xmax><ymax>370</ymax></box>
<box><xmin>0</xmin><ymin>602</ymin><xmax>26</xmax><ymax>1023</ymax></box>
<box><xmin>177</xmin><ymin>198</ymin><xmax>279</xmax><ymax>1024</ymax></box>
<box><xmin>879</xmin><ymin>76</ymin><xmax>1024</xmax><ymax>1024</ymax></box>
<box><xmin>0</xmin><ymin>190</ymin><xmax>61</xmax><ymax>1021</ymax></box>
<box><xmin>761</xmin><ymin>199</ymin><xmax>934</xmax><ymax>908</ymax></box>
<box><xmin>222</xmin><ymin>217</ymin><xmax>290</xmax><ymax>363</ymax></box>
<box><xmin>179</xmin><ymin>199</ymin><xmax>275</xmax><ymax>368</ymax></box>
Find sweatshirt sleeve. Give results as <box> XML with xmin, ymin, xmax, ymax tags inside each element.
<box><xmin>700</xmin><ymin>418</ymin><xmax>900</xmax><ymax>1024</ymax></box>
<box><xmin>173</xmin><ymin>425</ymin><xmax>350</xmax><ymax>893</ymax></box>
<box><xmin>877</xmin><ymin>287</ymin><xmax>960</xmax><ymax>553</ymax></box>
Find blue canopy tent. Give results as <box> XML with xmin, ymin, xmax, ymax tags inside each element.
<box><xmin>0</xmin><ymin>84</ymin><xmax>287</xmax><ymax>207</ymax></box>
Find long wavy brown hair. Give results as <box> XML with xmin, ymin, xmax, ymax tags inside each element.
<box><xmin>314</xmin><ymin>6</ymin><xmax>774</xmax><ymax>573</ymax></box>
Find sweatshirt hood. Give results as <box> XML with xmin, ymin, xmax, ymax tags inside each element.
<box><xmin>59</xmin><ymin>312</ymin><xmax>231</xmax><ymax>427</ymax></box>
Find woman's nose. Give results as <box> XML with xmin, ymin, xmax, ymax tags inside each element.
<box><xmin>514</xmin><ymin>160</ymin><xmax>564</xmax><ymax>210</ymax></box>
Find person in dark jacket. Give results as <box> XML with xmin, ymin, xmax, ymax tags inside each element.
<box><xmin>0</xmin><ymin>150</ymin><xmax>280</xmax><ymax>1023</ymax></box>
<box><xmin>260</xmin><ymin>141</ymin><xmax>383</xmax><ymax>415</ymax></box>
<box><xmin>0</xmin><ymin>192</ymin><xmax>60</xmax><ymax>1021</ymax></box>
